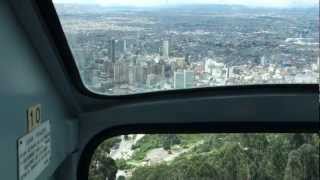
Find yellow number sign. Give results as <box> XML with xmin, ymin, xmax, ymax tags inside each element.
<box><xmin>27</xmin><ymin>104</ymin><xmax>41</xmax><ymax>132</ymax></box>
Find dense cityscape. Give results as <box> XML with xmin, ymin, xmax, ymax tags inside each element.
<box><xmin>55</xmin><ymin>4</ymin><xmax>319</xmax><ymax>95</ymax></box>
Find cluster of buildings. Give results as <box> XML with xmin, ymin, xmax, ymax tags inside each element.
<box><xmin>77</xmin><ymin>38</ymin><xmax>319</xmax><ymax>95</ymax></box>
<box><xmin>56</xmin><ymin>4</ymin><xmax>319</xmax><ymax>95</ymax></box>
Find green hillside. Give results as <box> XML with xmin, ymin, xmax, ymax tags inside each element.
<box><xmin>89</xmin><ymin>133</ymin><xmax>320</xmax><ymax>180</ymax></box>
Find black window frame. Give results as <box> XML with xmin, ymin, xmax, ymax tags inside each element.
<box><xmin>21</xmin><ymin>1</ymin><xmax>319</xmax><ymax>180</ymax></box>
<box><xmin>78</xmin><ymin>123</ymin><xmax>319</xmax><ymax>180</ymax></box>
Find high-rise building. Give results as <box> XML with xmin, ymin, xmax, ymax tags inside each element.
<box><xmin>185</xmin><ymin>54</ymin><xmax>190</xmax><ymax>65</ymax></box>
<box><xmin>113</xmin><ymin>62</ymin><xmax>129</xmax><ymax>84</ymax></box>
<box><xmin>82</xmin><ymin>68</ymin><xmax>94</xmax><ymax>86</ymax></box>
<box><xmin>73</xmin><ymin>49</ymin><xmax>86</xmax><ymax>70</ymax></box>
<box><xmin>113</xmin><ymin>62</ymin><xmax>121</xmax><ymax>84</ymax></box>
<box><xmin>176</xmin><ymin>57</ymin><xmax>186</xmax><ymax>69</ymax></box>
<box><xmin>225</xmin><ymin>66</ymin><xmax>230</xmax><ymax>80</ymax></box>
<box><xmin>174</xmin><ymin>71</ymin><xmax>184</xmax><ymax>89</ymax></box>
<box><xmin>146</xmin><ymin>74</ymin><xmax>159</xmax><ymax>88</ymax></box>
<box><xmin>163</xmin><ymin>40</ymin><xmax>169</xmax><ymax>59</ymax></box>
<box><xmin>91</xmin><ymin>69</ymin><xmax>100</xmax><ymax>87</ymax></box>
<box><xmin>118</xmin><ymin>39</ymin><xmax>127</xmax><ymax>54</ymax></box>
<box><xmin>123</xmin><ymin>39</ymin><xmax>127</xmax><ymax>53</ymax></box>
<box><xmin>128</xmin><ymin>65</ymin><xmax>136</xmax><ymax>85</ymax></box>
<box><xmin>184</xmin><ymin>70</ymin><xmax>194</xmax><ymax>88</ymax></box>
<box><xmin>161</xmin><ymin>65</ymin><xmax>166</xmax><ymax>79</ymax></box>
<box><xmin>135</xmin><ymin>66</ymin><xmax>146</xmax><ymax>85</ymax></box>
<box><xmin>260</xmin><ymin>56</ymin><xmax>266</xmax><ymax>66</ymax></box>
<box><xmin>104</xmin><ymin>61</ymin><xmax>114</xmax><ymax>79</ymax></box>
<box><xmin>121</xmin><ymin>64</ymin><xmax>129</xmax><ymax>84</ymax></box>
<box><xmin>318</xmin><ymin>57</ymin><xmax>320</xmax><ymax>82</ymax></box>
<box><xmin>174</xmin><ymin>70</ymin><xmax>194</xmax><ymax>89</ymax></box>
<box><xmin>109</xmin><ymin>39</ymin><xmax>116</xmax><ymax>63</ymax></box>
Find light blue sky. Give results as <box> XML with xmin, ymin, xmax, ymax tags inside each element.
<box><xmin>53</xmin><ymin>0</ymin><xmax>318</xmax><ymax>7</ymax></box>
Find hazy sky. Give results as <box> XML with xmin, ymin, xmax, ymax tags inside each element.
<box><xmin>53</xmin><ymin>0</ymin><xmax>318</xmax><ymax>7</ymax></box>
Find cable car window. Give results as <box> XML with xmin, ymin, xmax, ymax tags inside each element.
<box><xmin>89</xmin><ymin>133</ymin><xmax>319</xmax><ymax>180</ymax></box>
<box><xmin>52</xmin><ymin>0</ymin><xmax>319</xmax><ymax>95</ymax></box>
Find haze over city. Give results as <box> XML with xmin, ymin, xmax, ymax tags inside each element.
<box><xmin>53</xmin><ymin>0</ymin><xmax>318</xmax><ymax>8</ymax></box>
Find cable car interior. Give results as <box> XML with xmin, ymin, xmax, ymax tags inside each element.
<box><xmin>0</xmin><ymin>0</ymin><xmax>319</xmax><ymax>180</ymax></box>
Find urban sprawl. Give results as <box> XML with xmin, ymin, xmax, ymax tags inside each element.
<box><xmin>56</xmin><ymin>4</ymin><xmax>319</xmax><ymax>95</ymax></box>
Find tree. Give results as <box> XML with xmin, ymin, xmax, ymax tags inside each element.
<box><xmin>100</xmin><ymin>157</ymin><xmax>118</xmax><ymax>180</ymax></box>
<box><xmin>298</xmin><ymin>144</ymin><xmax>319</xmax><ymax>180</ymax></box>
<box><xmin>117</xmin><ymin>176</ymin><xmax>125</xmax><ymax>180</ymax></box>
<box><xmin>265</xmin><ymin>135</ymin><xmax>290</xmax><ymax>180</ymax></box>
<box><xmin>162</xmin><ymin>134</ymin><xmax>181</xmax><ymax>151</ymax></box>
<box><xmin>124</xmin><ymin>135</ymin><xmax>129</xmax><ymax>140</ymax></box>
<box><xmin>289</xmin><ymin>134</ymin><xmax>305</xmax><ymax>149</ymax></box>
<box><xmin>89</xmin><ymin>137</ymin><xmax>120</xmax><ymax>180</ymax></box>
<box><xmin>219</xmin><ymin>143</ymin><xmax>248</xmax><ymax>180</ymax></box>
<box><xmin>284</xmin><ymin>143</ymin><xmax>319</xmax><ymax>180</ymax></box>
<box><xmin>284</xmin><ymin>150</ymin><xmax>303</xmax><ymax>180</ymax></box>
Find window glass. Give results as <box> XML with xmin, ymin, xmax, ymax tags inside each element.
<box><xmin>53</xmin><ymin>0</ymin><xmax>319</xmax><ymax>95</ymax></box>
<box><xmin>89</xmin><ymin>133</ymin><xmax>319</xmax><ymax>180</ymax></box>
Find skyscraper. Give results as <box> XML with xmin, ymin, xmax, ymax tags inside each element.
<box><xmin>174</xmin><ymin>71</ymin><xmax>184</xmax><ymax>89</ymax></box>
<box><xmin>113</xmin><ymin>61</ymin><xmax>121</xmax><ymax>84</ymax></box>
<box><xmin>135</xmin><ymin>66</ymin><xmax>147</xmax><ymax>85</ymax></box>
<box><xmin>260</xmin><ymin>56</ymin><xmax>266</xmax><ymax>66</ymax></box>
<box><xmin>185</xmin><ymin>53</ymin><xmax>190</xmax><ymax>66</ymax></box>
<box><xmin>104</xmin><ymin>61</ymin><xmax>114</xmax><ymax>79</ymax></box>
<box><xmin>109</xmin><ymin>39</ymin><xmax>116</xmax><ymax>63</ymax></box>
<box><xmin>119</xmin><ymin>39</ymin><xmax>127</xmax><ymax>54</ymax></box>
<box><xmin>128</xmin><ymin>65</ymin><xmax>136</xmax><ymax>85</ymax></box>
<box><xmin>113</xmin><ymin>61</ymin><xmax>129</xmax><ymax>84</ymax></box>
<box><xmin>174</xmin><ymin>70</ymin><xmax>194</xmax><ymax>89</ymax></box>
<box><xmin>184</xmin><ymin>70</ymin><xmax>194</xmax><ymax>88</ymax></box>
<box><xmin>123</xmin><ymin>39</ymin><xmax>127</xmax><ymax>53</ymax></box>
<box><xmin>163</xmin><ymin>40</ymin><xmax>169</xmax><ymax>59</ymax></box>
<box><xmin>225</xmin><ymin>66</ymin><xmax>230</xmax><ymax>80</ymax></box>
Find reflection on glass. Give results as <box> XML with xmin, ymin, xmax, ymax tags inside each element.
<box><xmin>89</xmin><ymin>133</ymin><xmax>319</xmax><ymax>180</ymax></box>
<box><xmin>53</xmin><ymin>0</ymin><xmax>319</xmax><ymax>95</ymax></box>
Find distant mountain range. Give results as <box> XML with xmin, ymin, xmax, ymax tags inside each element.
<box><xmin>54</xmin><ymin>3</ymin><xmax>318</xmax><ymax>15</ymax></box>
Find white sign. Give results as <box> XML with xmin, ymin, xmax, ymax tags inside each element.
<box><xmin>18</xmin><ymin>120</ymin><xmax>51</xmax><ymax>180</ymax></box>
